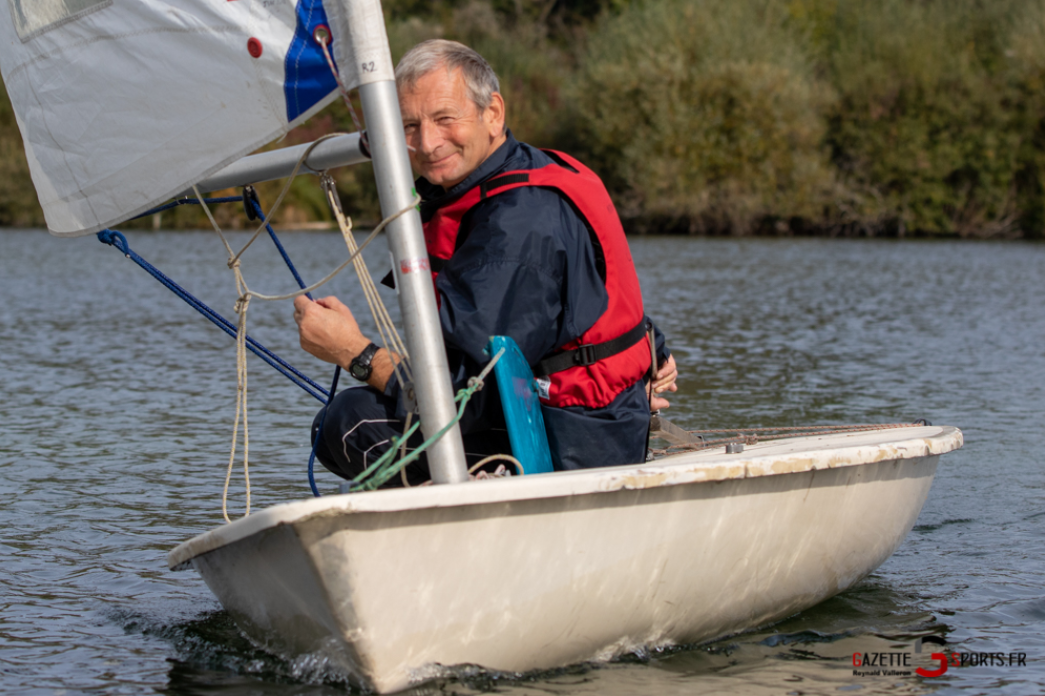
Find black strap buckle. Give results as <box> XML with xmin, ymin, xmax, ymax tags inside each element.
<box><xmin>574</xmin><ymin>344</ymin><xmax>597</xmax><ymax>367</ymax></box>
<box><xmin>533</xmin><ymin>317</ymin><xmax>648</xmax><ymax>378</ymax></box>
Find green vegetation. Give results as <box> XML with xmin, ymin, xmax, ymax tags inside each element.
<box><xmin>568</xmin><ymin>0</ymin><xmax>836</xmax><ymax>234</ymax></box>
<box><xmin>0</xmin><ymin>80</ymin><xmax>43</xmax><ymax>227</ymax></box>
<box><xmin>815</xmin><ymin>0</ymin><xmax>1038</xmax><ymax>236</ymax></box>
<box><xmin>3</xmin><ymin>0</ymin><xmax>1045</xmax><ymax>237</ymax></box>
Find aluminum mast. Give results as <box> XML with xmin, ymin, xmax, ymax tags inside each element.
<box><xmin>357</xmin><ymin>79</ymin><xmax>469</xmax><ymax>485</ymax></box>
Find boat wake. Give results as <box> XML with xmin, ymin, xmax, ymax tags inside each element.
<box><xmin>113</xmin><ymin>608</ymin><xmax>355</xmax><ymax>689</ymax></box>
<box><xmin>108</xmin><ymin>583</ymin><xmax>949</xmax><ymax>696</ymax></box>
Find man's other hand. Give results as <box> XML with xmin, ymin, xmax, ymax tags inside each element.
<box><xmin>293</xmin><ymin>295</ymin><xmax>368</xmax><ymax>368</ymax></box>
<box><xmin>649</xmin><ymin>354</ymin><xmax>678</xmax><ymax>410</ymax></box>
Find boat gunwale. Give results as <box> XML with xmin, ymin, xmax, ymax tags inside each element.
<box><xmin>168</xmin><ymin>425</ymin><xmax>961</xmax><ymax>570</ymax></box>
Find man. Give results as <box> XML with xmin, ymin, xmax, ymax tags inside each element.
<box><xmin>294</xmin><ymin>40</ymin><xmax>677</xmax><ymax>484</ymax></box>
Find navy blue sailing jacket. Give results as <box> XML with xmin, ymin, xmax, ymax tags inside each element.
<box><xmin>386</xmin><ymin>132</ymin><xmax>671</xmax><ymax>470</ymax></box>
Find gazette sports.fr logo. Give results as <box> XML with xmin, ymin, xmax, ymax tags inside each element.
<box><xmin>851</xmin><ymin>636</ymin><xmax>1028</xmax><ymax>678</ymax></box>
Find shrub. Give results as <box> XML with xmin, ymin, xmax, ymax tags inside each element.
<box><xmin>1008</xmin><ymin>0</ymin><xmax>1045</xmax><ymax>238</ymax></box>
<box><xmin>568</xmin><ymin>0</ymin><xmax>838</xmax><ymax>234</ymax></box>
<box><xmin>822</xmin><ymin>0</ymin><xmax>1026</xmax><ymax>237</ymax></box>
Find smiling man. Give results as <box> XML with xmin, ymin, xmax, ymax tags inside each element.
<box><xmin>399</xmin><ymin>55</ymin><xmax>507</xmax><ymax>189</ymax></box>
<box><xmin>294</xmin><ymin>40</ymin><xmax>677</xmax><ymax>485</ymax></box>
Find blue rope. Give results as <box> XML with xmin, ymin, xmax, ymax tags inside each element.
<box><xmin>245</xmin><ymin>197</ymin><xmax>311</xmax><ymax>294</ymax></box>
<box><xmin>307</xmin><ymin>367</ymin><xmax>341</xmax><ymax>497</ymax></box>
<box><xmin>130</xmin><ymin>196</ymin><xmax>244</xmax><ymax>220</ymax></box>
<box><xmin>96</xmin><ymin>228</ymin><xmax>329</xmax><ymax>403</ymax></box>
<box><xmin>100</xmin><ymin>193</ymin><xmax>347</xmax><ymax>497</ymax></box>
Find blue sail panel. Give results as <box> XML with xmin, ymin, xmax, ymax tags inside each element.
<box><xmin>284</xmin><ymin>0</ymin><xmax>340</xmax><ymax>123</ymax></box>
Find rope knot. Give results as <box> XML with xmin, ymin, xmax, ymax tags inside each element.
<box><xmin>234</xmin><ymin>295</ymin><xmax>250</xmax><ymax>315</ymax></box>
<box><xmin>96</xmin><ymin>229</ymin><xmax>130</xmax><ymax>256</ymax></box>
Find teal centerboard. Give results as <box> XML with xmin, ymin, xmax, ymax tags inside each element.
<box><xmin>486</xmin><ymin>336</ymin><xmax>555</xmax><ymax>474</ymax></box>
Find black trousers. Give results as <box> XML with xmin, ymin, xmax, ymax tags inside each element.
<box><xmin>311</xmin><ymin>385</ymin><xmax>512</xmax><ymax>487</ymax></box>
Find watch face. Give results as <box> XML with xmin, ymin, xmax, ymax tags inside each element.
<box><xmin>349</xmin><ymin>343</ymin><xmax>378</xmax><ymax>381</ymax></box>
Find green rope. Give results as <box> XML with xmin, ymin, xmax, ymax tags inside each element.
<box><xmin>349</xmin><ymin>349</ymin><xmax>505</xmax><ymax>492</ymax></box>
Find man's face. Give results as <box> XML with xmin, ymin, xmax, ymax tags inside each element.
<box><xmin>398</xmin><ymin>67</ymin><xmax>506</xmax><ymax>189</ymax></box>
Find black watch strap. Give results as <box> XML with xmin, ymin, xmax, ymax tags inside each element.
<box><xmin>348</xmin><ymin>342</ymin><xmax>380</xmax><ymax>381</ymax></box>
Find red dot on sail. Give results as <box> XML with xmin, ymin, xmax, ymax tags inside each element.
<box><xmin>247</xmin><ymin>38</ymin><xmax>263</xmax><ymax>58</ymax></box>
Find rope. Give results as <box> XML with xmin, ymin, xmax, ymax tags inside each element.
<box><xmin>221</xmin><ymin>290</ymin><xmax>251</xmax><ymax>523</ymax></box>
<box><xmin>302</xmin><ymin>174</ymin><xmax>415</xmax><ymax>499</ymax></box>
<box><xmin>303</xmin><ymin>39</ymin><xmax>421</xmax><ymax>492</ymax></box>
<box><xmin>222</xmin><ymin>195</ymin><xmax>417</xmax><ymax>303</ymax></box>
<box><xmin>347</xmin><ymin>348</ymin><xmax>505</xmax><ymax>492</ymax></box>
<box><xmin>468</xmin><ymin>454</ymin><xmax>524</xmax><ymax>476</ymax></box>
<box><xmin>315</xmin><ymin>28</ymin><xmax>368</xmax><ymax>149</ymax></box>
<box><xmin>178</xmin><ymin>87</ymin><xmax>413</xmax><ymax>508</ymax></box>
<box><xmin>131</xmin><ymin>196</ymin><xmax>243</xmax><ymax>220</ymax></box>
<box><xmin>104</xmin><ymin>38</ymin><xmax>425</xmax><ymax>506</ymax></box>
<box><xmin>186</xmin><ymin>189</ymin><xmax>255</xmax><ymax>523</ymax></box>
<box><xmin>95</xmin><ymin>228</ymin><xmax>329</xmax><ymax>402</ymax></box>
<box><xmin>307</xmin><ymin>365</ymin><xmax>340</xmax><ymax>498</ymax></box>
<box><xmin>190</xmin><ymin>177</ymin><xmax>419</xmax><ymax>516</ymax></box>
<box><xmin>188</xmin><ymin>185</ymin><xmax>340</xmax><ymax>502</ymax></box>
<box><xmin>236</xmin><ymin>193</ymin><xmax>346</xmax><ymax>500</ymax></box>
<box><xmin>101</xmin><ymin>191</ymin><xmax>380</xmax><ymax>507</ymax></box>
<box><xmin>245</xmin><ymin>195</ymin><xmax>311</xmax><ymax>293</ymax></box>
<box><xmin>224</xmin><ymin>134</ymin><xmax>347</xmax><ymax>266</ymax></box>
<box><xmin>321</xmin><ymin>175</ymin><xmax>412</xmax><ymax>387</ymax></box>
<box><xmin>98</xmin><ymin>43</ymin><xmax>418</xmax><ymax>506</ymax></box>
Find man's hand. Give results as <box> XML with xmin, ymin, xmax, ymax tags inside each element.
<box><xmin>649</xmin><ymin>354</ymin><xmax>678</xmax><ymax>411</ymax></box>
<box><xmin>293</xmin><ymin>295</ymin><xmax>369</xmax><ymax>368</ymax></box>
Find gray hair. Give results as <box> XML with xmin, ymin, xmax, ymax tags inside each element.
<box><xmin>395</xmin><ymin>40</ymin><xmax>501</xmax><ymax>112</ymax></box>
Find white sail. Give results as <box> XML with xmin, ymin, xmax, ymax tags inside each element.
<box><xmin>0</xmin><ymin>0</ymin><xmax>393</xmax><ymax>237</ymax></box>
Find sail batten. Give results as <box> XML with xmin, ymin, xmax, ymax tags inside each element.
<box><xmin>0</xmin><ymin>0</ymin><xmax>390</xmax><ymax>237</ymax></box>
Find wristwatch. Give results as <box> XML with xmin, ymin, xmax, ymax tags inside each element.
<box><xmin>348</xmin><ymin>342</ymin><xmax>380</xmax><ymax>381</ymax></box>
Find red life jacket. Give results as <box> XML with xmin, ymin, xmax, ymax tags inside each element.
<box><xmin>423</xmin><ymin>150</ymin><xmax>651</xmax><ymax>409</ymax></box>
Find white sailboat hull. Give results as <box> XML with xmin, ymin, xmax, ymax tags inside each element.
<box><xmin>170</xmin><ymin>425</ymin><xmax>962</xmax><ymax>692</ymax></box>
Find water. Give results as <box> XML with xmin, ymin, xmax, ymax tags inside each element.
<box><xmin>1</xmin><ymin>229</ymin><xmax>1043</xmax><ymax>695</ymax></box>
